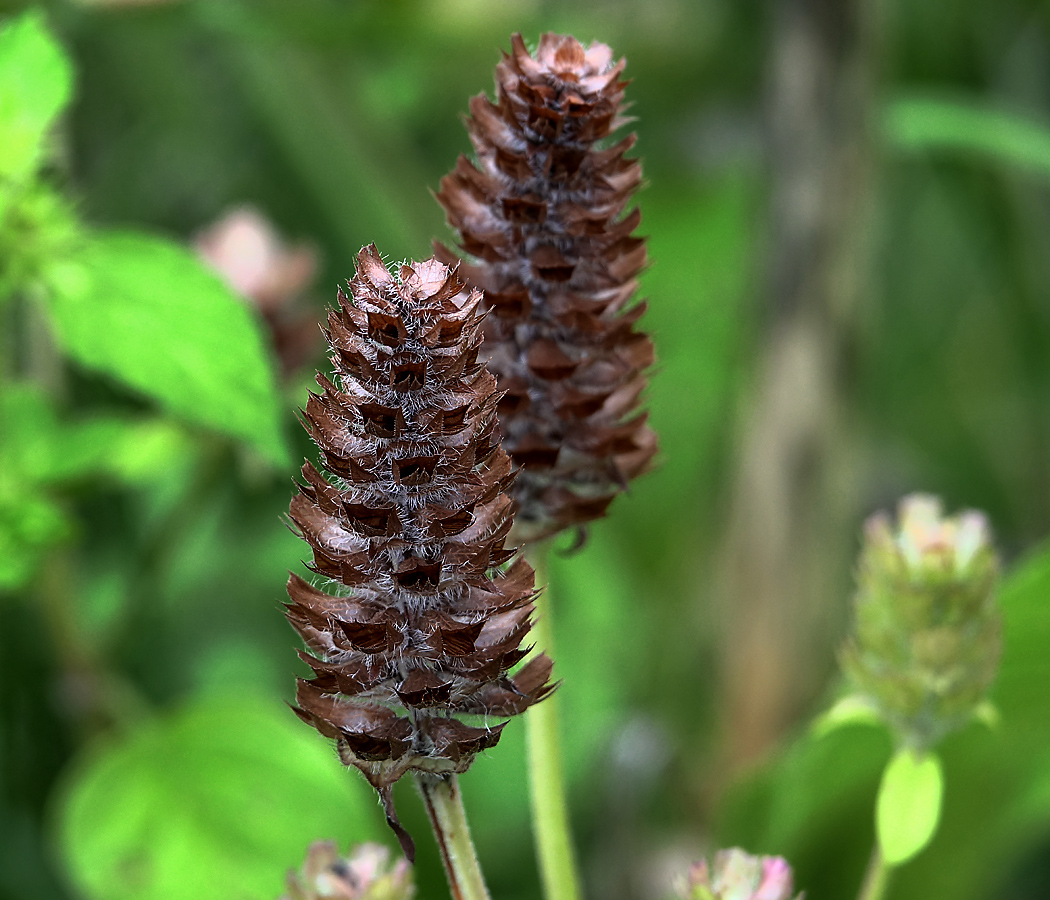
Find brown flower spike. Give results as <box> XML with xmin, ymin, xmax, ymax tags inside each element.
<box><xmin>286</xmin><ymin>246</ymin><xmax>554</xmax><ymax>859</ymax></box>
<box><xmin>436</xmin><ymin>33</ymin><xmax>657</xmax><ymax>540</ymax></box>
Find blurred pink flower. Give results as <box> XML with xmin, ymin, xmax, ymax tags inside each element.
<box><xmin>678</xmin><ymin>848</ymin><xmax>800</xmax><ymax>900</ymax></box>
<box><xmin>281</xmin><ymin>841</ymin><xmax>414</xmax><ymax>900</ymax></box>
<box><xmin>195</xmin><ymin>206</ymin><xmax>323</xmax><ymax>377</ymax></box>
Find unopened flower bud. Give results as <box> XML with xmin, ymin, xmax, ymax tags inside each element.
<box><xmin>281</xmin><ymin>842</ymin><xmax>414</xmax><ymax>900</ymax></box>
<box><xmin>195</xmin><ymin>205</ymin><xmax>322</xmax><ymax>376</ymax></box>
<box><xmin>841</xmin><ymin>494</ymin><xmax>1001</xmax><ymax>749</ymax></box>
<box><xmin>676</xmin><ymin>849</ymin><xmax>799</xmax><ymax>900</ymax></box>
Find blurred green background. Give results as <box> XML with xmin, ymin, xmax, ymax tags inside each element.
<box><xmin>4</xmin><ymin>0</ymin><xmax>1050</xmax><ymax>898</ymax></box>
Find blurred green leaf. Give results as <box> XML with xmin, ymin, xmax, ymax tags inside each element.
<box><xmin>876</xmin><ymin>749</ymin><xmax>943</xmax><ymax>865</ymax></box>
<box><xmin>0</xmin><ymin>182</ymin><xmax>81</xmax><ymax>303</ymax></box>
<box><xmin>100</xmin><ymin>419</ymin><xmax>198</xmax><ymax>485</ymax></box>
<box><xmin>75</xmin><ymin>565</ymin><xmax>131</xmax><ymax>646</ymax></box>
<box><xmin>810</xmin><ymin>694</ymin><xmax>882</xmax><ymax>740</ymax></box>
<box><xmin>885</xmin><ymin>95</ymin><xmax>1050</xmax><ymax>181</ymax></box>
<box><xmin>0</xmin><ymin>483</ymin><xmax>69</xmax><ymax>592</ymax></box>
<box><xmin>1</xmin><ymin>381</ymin><xmax>196</xmax><ymax>487</ymax></box>
<box><xmin>1</xmin><ymin>382</ymin><xmax>70</xmax><ymax>482</ymax></box>
<box><xmin>971</xmin><ymin>699</ymin><xmax>1000</xmax><ymax>731</ymax></box>
<box><xmin>41</xmin><ymin>231</ymin><xmax>291</xmax><ymax>467</ymax></box>
<box><xmin>0</xmin><ymin>384</ymin><xmax>69</xmax><ymax>592</ymax></box>
<box><xmin>0</xmin><ymin>9</ymin><xmax>73</xmax><ymax>183</ymax></box>
<box><xmin>58</xmin><ymin>693</ymin><xmax>384</xmax><ymax>900</ymax></box>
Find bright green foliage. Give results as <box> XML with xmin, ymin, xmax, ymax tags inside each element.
<box><xmin>0</xmin><ymin>10</ymin><xmax>72</xmax><ymax>184</ymax></box>
<box><xmin>0</xmin><ymin>10</ymin><xmax>290</xmax><ymax>470</ymax></box>
<box><xmin>42</xmin><ymin>232</ymin><xmax>291</xmax><ymax>466</ymax></box>
<box><xmin>0</xmin><ymin>382</ymin><xmax>197</xmax><ymax>591</ymax></box>
<box><xmin>0</xmin><ymin>182</ymin><xmax>80</xmax><ymax>305</ymax></box>
<box><xmin>59</xmin><ymin>694</ymin><xmax>383</xmax><ymax>900</ymax></box>
<box><xmin>0</xmin><ymin>382</ymin><xmax>190</xmax><ymax>485</ymax></box>
<box><xmin>886</xmin><ymin>96</ymin><xmax>1050</xmax><ymax>182</ymax></box>
<box><xmin>1</xmin><ymin>384</ymin><xmax>182</xmax><ymax>591</ymax></box>
<box><xmin>0</xmin><ymin>472</ymin><xmax>69</xmax><ymax>591</ymax></box>
<box><xmin>0</xmin><ymin>13</ymin><xmax>77</xmax><ymax>303</ymax></box>
<box><xmin>876</xmin><ymin>749</ymin><xmax>944</xmax><ymax>865</ymax></box>
<box><xmin>0</xmin><ymin>386</ymin><xmax>71</xmax><ymax>589</ymax></box>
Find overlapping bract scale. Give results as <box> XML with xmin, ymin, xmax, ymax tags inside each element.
<box><xmin>286</xmin><ymin>246</ymin><xmax>554</xmax><ymax>858</ymax></box>
<box><xmin>436</xmin><ymin>33</ymin><xmax>658</xmax><ymax>540</ymax></box>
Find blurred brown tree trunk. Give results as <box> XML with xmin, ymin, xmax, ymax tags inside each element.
<box><xmin>716</xmin><ymin>0</ymin><xmax>880</xmax><ymax>766</ymax></box>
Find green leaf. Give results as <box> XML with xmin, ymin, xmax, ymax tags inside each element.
<box><xmin>0</xmin><ymin>482</ymin><xmax>69</xmax><ymax>592</ymax></box>
<box><xmin>971</xmin><ymin>700</ymin><xmax>1000</xmax><ymax>731</ymax></box>
<box><xmin>811</xmin><ymin>694</ymin><xmax>883</xmax><ymax>740</ymax></box>
<box><xmin>1</xmin><ymin>181</ymin><xmax>81</xmax><ymax>305</ymax></box>
<box><xmin>0</xmin><ymin>384</ymin><xmax>70</xmax><ymax>591</ymax></box>
<box><xmin>0</xmin><ymin>382</ymin><xmax>64</xmax><ymax>482</ymax></box>
<box><xmin>41</xmin><ymin>231</ymin><xmax>291</xmax><ymax>466</ymax></box>
<box><xmin>0</xmin><ymin>381</ymin><xmax>196</xmax><ymax>487</ymax></box>
<box><xmin>717</xmin><ymin>724</ymin><xmax>891</xmax><ymax>877</ymax></box>
<box><xmin>876</xmin><ymin>749</ymin><xmax>944</xmax><ymax>866</ymax></box>
<box><xmin>0</xmin><ymin>10</ymin><xmax>73</xmax><ymax>183</ymax></box>
<box><xmin>884</xmin><ymin>95</ymin><xmax>1050</xmax><ymax>182</ymax></box>
<box><xmin>58</xmin><ymin>694</ymin><xmax>383</xmax><ymax>900</ymax></box>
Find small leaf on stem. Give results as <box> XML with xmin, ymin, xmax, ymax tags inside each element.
<box><xmin>876</xmin><ymin>748</ymin><xmax>944</xmax><ymax>865</ymax></box>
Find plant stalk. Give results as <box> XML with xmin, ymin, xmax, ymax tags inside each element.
<box><xmin>416</xmin><ymin>774</ymin><xmax>491</xmax><ymax>900</ymax></box>
<box><xmin>525</xmin><ymin>547</ymin><xmax>583</xmax><ymax>900</ymax></box>
<box><xmin>857</xmin><ymin>845</ymin><xmax>893</xmax><ymax>900</ymax></box>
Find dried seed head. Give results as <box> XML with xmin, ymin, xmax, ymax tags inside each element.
<box><xmin>841</xmin><ymin>494</ymin><xmax>1001</xmax><ymax>750</ymax></box>
<box><xmin>436</xmin><ymin>33</ymin><xmax>657</xmax><ymax>541</ymax></box>
<box><xmin>676</xmin><ymin>849</ymin><xmax>800</xmax><ymax>900</ymax></box>
<box><xmin>286</xmin><ymin>246</ymin><xmax>554</xmax><ymax>859</ymax></box>
<box><xmin>280</xmin><ymin>841</ymin><xmax>414</xmax><ymax>900</ymax></box>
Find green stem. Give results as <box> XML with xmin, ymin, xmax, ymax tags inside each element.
<box><xmin>857</xmin><ymin>845</ymin><xmax>893</xmax><ymax>900</ymax></box>
<box><xmin>417</xmin><ymin>774</ymin><xmax>491</xmax><ymax>900</ymax></box>
<box><xmin>525</xmin><ymin>547</ymin><xmax>583</xmax><ymax>900</ymax></box>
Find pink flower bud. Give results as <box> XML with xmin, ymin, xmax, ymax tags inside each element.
<box><xmin>281</xmin><ymin>841</ymin><xmax>414</xmax><ymax>900</ymax></box>
<box><xmin>679</xmin><ymin>848</ymin><xmax>799</xmax><ymax>900</ymax></box>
